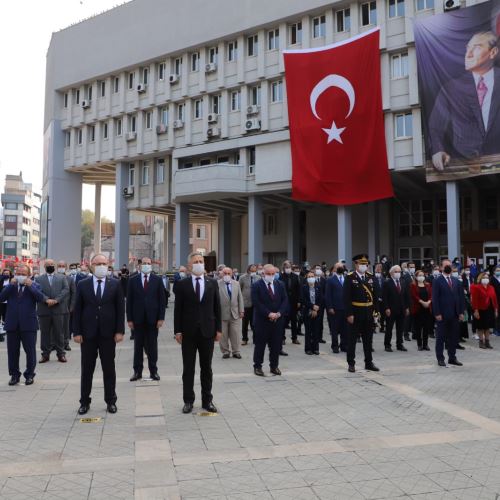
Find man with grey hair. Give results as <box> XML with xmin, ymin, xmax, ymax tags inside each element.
<box><xmin>174</xmin><ymin>252</ymin><xmax>222</xmax><ymax>414</ymax></box>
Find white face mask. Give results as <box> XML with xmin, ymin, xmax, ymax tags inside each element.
<box><xmin>358</xmin><ymin>265</ymin><xmax>368</xmax><ymax>274</ymax></box>
<box><xmin>106</xmin><ymin>270</ymin><xmax>113</xmax><ymax>277</ymax></box>
<box><xmin>192</xmin><ymin>263</ymin><xmax>205</xmax><ymax>276</ymax></box>
<box><xmin>433</xmin><ymin>271</ymin><xmax>440</xmax><ymax>277</ymax></box>
<box><xmin>284</xmin><ymin>267</ymin><xmax>291</xmax><ymax>274</ymax></box>
<box><xmin>16</xmin><ymin>275</ymin><xmax>27</xmax><ymax>285</ymax></box>
<box><xmin>69</xmin><ymin>269</ymin><xmax>77</xmax><ymax>276</ymax></box>
<box><xmin>223</xmin><ymin>275</ymin><xmax>232</xmax><ymax>283</ymax></box>
<box><xmin>393</xmin><ymin>272</ymin><xmax>401</xmax><ymax>280</ymax></box>
<box><xmin>481</xmin><ymin>278</ymin><xmax>490</xmax><ymax>285</ymax></box>
<box><xmin>409</xmin><ymin>268</ymin><xmax>416</xmax><ymax>275</ymax></box>
<box><xmin>307</xmin><ymin>277</ymin><xmax>316</xmax><ymax>285</ymax></box>
<box><xmin>375</xmin><ymin>273</ymin><xmax>382</xmax><ymax>278</ymax></box>
<box><xmin>293</xmin><ymin>271</ymin><xmax>300</xmax><ymax>276</ymax></box>
<box><xmin>315</xmin><ymin>269</ymin><xmax>322</xmax><ymax>276</ymax></box>
<box><xmin>57</xmin><ymin>267</ymin><xmax>66</xmax><ymax>274</ymax></box>
<box><xmin>452</xmin><ymin>272</ymin><xmax>459</xmax><ymax>278</ymax></box>
<box><xmin>264</xmin><ymin>274</ymin><xmax>274</xmax><ymax>283</ymax></box>
<box><xmin>250</xmin><ymin>271</ymin><xmax>256</xmax><ymax>276</ymax></box>
<box><xmin>465</xmin><ymin>271</ymin><xmax>470</xmax><ymax>276</ymax></box>
<box><xmin>94</xmin><ymin>265</ymin><xmax>107</xmax><ymax>278</ymax></box>
<box><xmin>141</xmin><ymin>264</ymin><xmax>152</xmax><ymax>274</ymax></box>
<box><xmin>416</xmin><ymin>276</ymin><xmax>425</xmax><ymax>283</ymax></box>
<box><xmin>81</xmin><ymin>270</ymin><xmax>89</xmax><ymax>276</ymax></box>
<box><xmin>179</xmin><ymin>272</ymin><xmax>186</xmax><ymax>278</ymax></box>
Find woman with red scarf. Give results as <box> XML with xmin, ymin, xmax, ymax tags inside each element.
<box><xmin>471</xmin><ymin>273</ymin><xmax>499</xmax><ymax>349</ymax></box>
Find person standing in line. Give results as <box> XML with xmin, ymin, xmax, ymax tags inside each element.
<box><xmin>57</xmin><ymin>261</ymin><xmax>76</xmax><ymax>352</ymax></box>
<box><xmin>313</xmin><ymin>265</ymin><xmax>327</xmax><ymax>343</ymax></box>
<box><xmin>239</xmin><ymin>264</ymin><xmax>260</xmax><ymax>346</ymax></box>
<box><xmin>174</xmin><ymin>253</ymin><xmax>221</xmax><ymax>414</ymax></box>
<box><xmin>301</xmin><ymin>270</ymin><xmax>323</xmax><ymax>355</ymax></box>
<box><xmin>279</xmin><ymin>260</ymin><xmax>301</xmax><ymax>346</ymax></box>
<box><xmin>373</xmin><ymin>263</ymin><xmax>386</xmax><ymax>333</ymax></box>
<box><xmin>0</xmin><ymin>268</ymin><xmax>12</xmax><ymax>342</ymax></box>
<box><xmin>410</xmin><ymin>270</ymin><xmax>433</xmax><ymax>351</ymax></box>
<box><xmin>325</xmin><ymin>262</ymin><xmax>348</xmax><ymax>354</ymax></box>
<box><xmin>490</xmin><ymin>266</ymin><xmax>500</xmax><ymax>336</ymax></box>
<box><xmin>472</xmin><ymin>272</ymin><xmax>498</xmax><ymax>349</ymax></box>
<box><xmin>73</xmin><ymin>254</ymin><xmax>125</xmax><ymax>415</ymax></box>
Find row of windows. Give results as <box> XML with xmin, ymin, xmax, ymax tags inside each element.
<box><xmin>128</xmin><ymin>159</ymin><xmax>165</xmax><ymax>187</ymax></box>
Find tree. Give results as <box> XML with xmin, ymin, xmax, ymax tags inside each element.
<box><xmin>81</xmin><ymin>210</ymin><xmax>94</xmax><ymax>257</ymax></box>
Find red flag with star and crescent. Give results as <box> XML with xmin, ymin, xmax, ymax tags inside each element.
<box><xmin>284</xmin><ymin>28</ymin><xmax>393</xmax><ymax>205</ymax></box>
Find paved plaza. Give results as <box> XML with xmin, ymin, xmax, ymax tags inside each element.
<box><xmin>2</xmin><ymin>307</ymin><xmax>500</xmax><ymax>499</ymax></box>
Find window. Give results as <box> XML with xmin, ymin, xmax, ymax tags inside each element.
<box><xmin>361</xmin><ymin>1</ymin><xmax>377</xmax><ymax>26</ymax></box>
<box><xmin>5</xmin><ymin>215</ymin><xmax>17</xmax><ymax>223</ymax></box>
<box><xmin>177</xmin><ymin>103</ymin><xmax>185</xmax><ymax>121</ymax></box>
<box><xmin>174</xmin><ymin>57</ymin><xmax>182</xmax><ymax>76</ymax></box>
<box><xmin>227</xmin><ymin>41</ymin><xmax>238</xmax><ymax>62</ymax></box>
<box><xmin>250</xmin><ymin>85</ymin><xmax>261</xmax><ymax>106</ymax></box>
<box><xmin>193</xmin><ymin>99</ymin><xmax>203</xmax><ymax>119</ymax></box>
<box><xmin>389</xmin><ymin>0</ymin><xmax>405</xmax><ymax>17</ymax></box>
<box><xmin>230</xmin><ymin>90</ymin><xmax>241</xmax><ymax>111</ymax></box>
<box><xmin>100</xmin><ymin>81</ymin><xmax>106</xmax><ymax>97</ymax></box>
<box><xmin>87</xmin><ymin>85</ymin><xmax>93</xmax><ymax>101</ymax></box>
<box><xmin>128</xmin><ymin>72</ymin><xmax>135</xmax><ymax>90</ymax></box>
<box><xmin>128</xmin><ymin>164</ymin><xmax>135</xmax><ymax>186</ymax></box>
<box><xmin>77</xmin><ymin>128</ymin><xmax>83</xmax><ymax>145</ymax></box>
<box><xmin>142</xmin><ymin>67</ymin><xmax>149</xmax><ymax>85</ymax></box>
<box><xmin>416</xmin><ymin>0</ymin><xmax>434</xmax><ymax>10</ymax></box>
<box><xmin>32</xmin><ymin>218</ymin><xmax>40</xmax><ymax>226</ymax></box>
<box><xmin>398</xmin><ymin>200</ymin><xmax>433</xmax><ymax>237</ymax></box>
<box><xmin>156</xmin><ymin>159</ymin><xmax>165</xmax><ymax>184</ymax></box>
<box><xmin>248</xmin><ymin>146</ymin><xmax>256</xmax><ymax>175</ymax></box>
<box><xmin>116</xmin><ymin>118</ymin><xmax>123</xmax><ymax>136</ymax></box>
<box><xmin>63</xmin><ymin>92</ymin><xmax>69</xmax><ymax>108</ymax></box>
<box><xmin>196</xmin><ymin>225</ymin><xmax>207</xmax><ymax>239</ymax></box>
<box><xmin>200</xmin><ymin>158</ymin><xmax>211</xmax><ymax>166</ymax></box>
<box><xmin>271</xmin><ymin>81</ymin><xmax>283</xmax><ymax>103</ymax></box>
<box><xmin>160</xmin><ymin>106</ymin><xmax>168</xmax><ymax>125</ymax></box>
<box><xmin>267</xmin><ymin>28</ymin><xmax>279</xmax><ymax>50</ymax></box>
<box><xmin>5</xmin><ymin>228</ymin><xmax>16</xmax><ymax>236</ymax></box>
<box><xmin>312</xmin><ymin>15</ymin><xmax>326</xmax><ymax>38</ymax></box>
<box><xmin>264</xmin><ymin>213</ymin><xmax>278</xmax><ymax>235</ymax></box>
<box><xmin>191</xmin><ymin>52</ymin><xmax>199</xmax><ymax>72</ymax></box>
<box><xmin>22</xmin><ymin>217</ymin><xmax>30</xmax><ymax>225</ymax></box>
<box><xmin>395</xmin><ymin>112</ymin><xmax>413</xmax><ymax>138</ymax></box>
<box><xmin>158</xmin><ymin>62</ymin><xmax>166</xmax><ymax>80</ymax></box>
<box><xmin>130</xmin><ymin>115</ymin><xmax>137</xmax><ymax>133</ymax></box>
<box><xmin>88</xmin><ymin>125</ymin><xmax>95</xmax><ymax>142</ymax></box>
<box><xmin>103</xmin><ymin>122</ymin><xmax>108</xmax><ymax>140</ymax></box>
<box><xmin>4</xmin><ymin>242</ymin><xmax>16</xmax><ymax>255</ymax></box>
<box><xmin>64</xmin><ymin>131</ymin><xmax>71</xmax><ymax>148</ymax></box>
<box><xmin>114</xmin><ymin>76</ymin><xmax>120</xmax><ymax>93</ymax></box>
<box><xmin>23</xmin><ymin>204</ymin><xmax>30</xmax><ymax>213</ymax></box>
<box><xmin>4</xmin><ymin>203</ymin><xmax>17</xmax><ymax>210</ymax></box>
<box><xmin>146</xmin><ymin>111</ymin><xmax>152</xmax><ymax>129</ymax></box>
<box><xmin>141</xmin><ymin>162</ymin><xmax>150</xmax><ymax>185</ymax></box>
<box><xmin>289</xmin><ymin>22</ymin><xmax>302</xmax><ymax>45</ymax></box>
<box><xmin>210</xmin><ymin>95</ymin><xmax>221</xmax><ymax>114</ymax></box>
<box><xmin>247</xmin><ymin>34</ymin><xmax>258</xmax><ymax>56</ymax></box>
<box><xmin>391</xmin><ymin>52</ymin><xmax>409</xmax><ymax>78</ymax></box>
<box><xmin>32</xmin><ymin>230</ymin><xmax>40</xmax><ymax>237</ymax></box>
<box><xmin>336</xmin><ymin>9</ymin><xmax>351</xmax><ymax>32</ymax></box>
<box><xmin>480</xmin><ymin>195</ymin><xmax>499</xmax><ymax>230</ymax></box>
<box><xmin>208</xmin><ymin>47</ymin><xmax>218</xmax><ymax>64</ymax></box>
<box><xmin>75</xmin><ymin>89</ymin><xmax>80</xmax><ymax>105</ymax></box>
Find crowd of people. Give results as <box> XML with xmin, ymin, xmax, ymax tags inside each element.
<box><xmin>0</xmin><ymin>251</ymin><xmax>499</xmax><ymax>415</ymax></box>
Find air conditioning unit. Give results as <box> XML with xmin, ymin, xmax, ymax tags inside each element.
<box><xmin>207</xmin><ymin>113</ymin><xmax>219</xmax><ymax>124</ymax></box>
<box><xmin>126</xmin><ymin>131</ymin><xmax>137</xmax><ymax>141</ymax></box>
<box><xmin>81</xmin><ymin>100</ymin><xmax>90</xmax><ymax>109</ymax></box>
<box><xmin>207</xmin><ymin>127</ymin><xmax>220</xmax><ymax>138</ymax></box>
<box><xmin>205</xmin><ymin>62</ymin><xmax>217</xmax><ymax>73</ymax></box>
<box><xmin>169</xmin><ymin>74</ymin><xmax>179</xmax><ymax>84</ymax></box>
<box><xmin>173</xmin><ymin>120</ymin><xmax>184</xmax><ymax>129</ymax></box>
<box><xmin>443</xmin><ymin>0</ymin><xmax>460</xmax><ymax>10</ymax></box>
<box><xmin>245</xmin><ymin>119</ymin><xmax>261</xmax><ymax>132</ymax></box>
<box><xmin>246</xmin><ymin>105</ymin><xmax>260</xmax><ymax>116</ymax></box>
<box><xmin>137</xmin><ymin>83</ymin><xmax>147</xmax><ymax>93</ymax></box>
<box><xmin>156</xmin><ymin>124</ymin><xmax>168</xmax><ymax>135</ymax></box>
<box><xmin>123</xmin><ymin>186</ymin><xmax>134</xmax><ymax>197</ymax></box>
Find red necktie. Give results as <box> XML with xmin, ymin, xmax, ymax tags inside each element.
<box><xmin>477</xmin><ymin>77</ymin><xmax>488</xmax><ymax>107</ymax></box>
<box><xmin>396</xmin><ymin>280</ymin><xmax>401</xmax><ymax>292</ymax></box>
<box><xmin>144</xmin><ymin>274</ymin><xmax>148</xmax><ymax>291</ymax></box>
<box><xmin>447</xmin><ymin>277</ymin><xmax>452</xmax><ymax>288</ymax></box>
<box><xmin>267</xmin><ymin>282</ymin><xmax>275</xmax><ymax>299</ymax></box>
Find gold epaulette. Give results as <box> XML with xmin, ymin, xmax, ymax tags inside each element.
<box><xmin>347</xmin><ymin>271</ymin><xmax>354</xmax><ymax>275</ymax></box>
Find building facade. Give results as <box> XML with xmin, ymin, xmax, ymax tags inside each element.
<box><xmin>43</xmin><ymin>0</ymin><xmax>500</xmax><ymax>270</ymax></box>
<box><xmin>1</xmin><ymin>173</ymin><xmax>41</xmax><ymax>262</ymax></box>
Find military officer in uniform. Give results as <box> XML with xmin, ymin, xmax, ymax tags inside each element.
<box><xmin>343</xmin><ymin>254</ymin><xmax>380</xmax><ymax>373</ymax></box>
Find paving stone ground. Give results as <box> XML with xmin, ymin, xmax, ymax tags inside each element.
<box><xmin>1</xmin><ymin>307</ymin><xmax>500</xmax><ymax>499</ymax></box>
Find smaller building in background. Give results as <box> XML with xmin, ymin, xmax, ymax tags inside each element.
<box><xmin>1</xmin><ymin>172</ymin><xmax>41</xmax><ymax>264</ymax></box>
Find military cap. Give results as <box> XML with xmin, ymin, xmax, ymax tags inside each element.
<box><xmin>352</xmin><ymin>254</ymin><xmax>370</xmax><ymax>264</ymax></box>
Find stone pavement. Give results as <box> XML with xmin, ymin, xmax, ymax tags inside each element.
<box><xmin>2</xmin><ymin>308</ymin><xmax>500</xmax><ymax>499</ymax></box>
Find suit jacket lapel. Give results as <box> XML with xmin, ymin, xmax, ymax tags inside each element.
<box><xmin>465</xmin><ymin>74</ymin><xmax>486</xmax><ymax>136</ymax></box>
<box><xmin>487</xmin><ymin>69</ymin><xmax>500</xmax><ymax>133</ymax></box>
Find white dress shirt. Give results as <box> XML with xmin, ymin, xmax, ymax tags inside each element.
<box><xmin>93</xmin><ymin>274</ymin><xmax>106</xmax><ymax>296</ymax></box>
<box><xmin>473</xmin><ymin>68</ymin><xmax>494</xmax><ymax>129</ymax></box>
<box><xmin>192</xmin><ymin>275</ymin><xmax>205</xmax><ymax>299</ymax></box>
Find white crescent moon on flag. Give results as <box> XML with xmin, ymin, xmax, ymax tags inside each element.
<box><xmin>310</xmin><ymin>74</ymin><xmax>355</xmax><ymax>120</ymax></box>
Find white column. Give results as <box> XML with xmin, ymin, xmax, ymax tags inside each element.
<box><xmin>237</xmin><ymin>35</ymin><xmax>245</xmax><ymax>83</ymax></box>
<box><xmin>175</xmin><ymin>203</ymin><xmax>190</xmax><ymax>268</ymax></box>
<box><xmin>240</xmin><ymin>85</ymin><xmax>248</xmax><ymax>133</ymax></box>
<box><xmin>257</xmin><ymin>29</ymin><xmax>265</xmax><ymax>78</ymax></box>
<box><xmin>301</xmin><ymin>15</ymin><xmax>311</xmax><ymax>48</ymax></box>
<box><xmin>184</xmin><ymin>99</ymin><xmax>192</xmax><ymax>145</ymax></box>
<box><xmin>325</xmin><ymin>10</ymin><xmax>334</xmax><ymax>44</ymax></box>
<box><xmin>381</xmin><ymin>53</ymin><xmax>390</xmax><ymax>110</ymax></box>
<box><xmin>199</xmin><ymin>51</ymin><xmax>207</xmax><ymax>93</ymax></box>
<box><xmin>349</xmin><ymin>3</ymin><xmax>359</xmax><ymax>35</ymax></box>
<box><xmin>217</xmin><ymin>41</ymin><xmax>225</xmax><ymax>89</ymax></box>
<box><xmin>181</xmin><ymin>53</ymin><xmax>189</xmax><ymax>97</ymax></box>
<box><xmin>260</xmin><ymin>80</ymin><xmax>269</xmax><ymax>131</ymax></box>
<box><xmin>221</xmin><ymin>89</ymin><xmax>229</xmax><ymax>138</ymax></box>
<box><xmin>408</xmin><ymin>47</ymin><xmax>419</xmax><ymax>106</ymax></box>
<box><xmin>248</xmin><ymin>196</ymin><xmax>263</xmax><ymax>264</ymax></box>
<box><xmin>446</xmin><ymin>181</ymin><xmax>461</xmax><ymax>261</ymax></box>
<box><xmin>337</xmin><ymin>206</ymin><xmax>352</xmax><ymax>263</ymax></box>
<box><xmin>367</xmin><ymin>202</ymin><xmax>378</xmax><ymax>264</ymax></box>
<box><xmin>94</xmin><ymin>183</ymin><xmax>102</xmax><ymax>254</ymax></box>
<box><xmin>412</xmin><ymin>108</ymin><xmax>423</xmax><ymax>166</ymax></box>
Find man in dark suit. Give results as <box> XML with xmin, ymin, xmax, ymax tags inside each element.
<box><xmin>127</xmin><ymin>257</ymin><xmax>166</xmax><ymax>381</ymax></box>
<box><xmin>57</xmin><ymin>261</ymin><xmax>76</xmax><ymax>352</ymax></box>
<box><xmin>383</xmin><ymin>265</ymin><xmax>410</xmax><ymax>352</ymax></box>
<box><xmin>172</xmin><ymin>266</ymin><xmax>188</xmax><ymax>295</ymax></box>
<box><xmin>73</xmin><ymin>254</ymin><xmax>125</xmax><ymax>415</ymax></box>
<box><xmin>429</xmin><ymin>31</ymin><xmax>500</xmax><ymax>171</ymax></box>
<box><xmin>325</xmin><ymin>262</ymin><xmax>347</xmax><ymax>353</ymax></box>
<box><xmin>252</xmin><ymin>264</ymin><xmax>289</xmax><ymax>377</ymax></box>
<box><xmin>432</xmin><ymin>259</ymin><xmax>466</xmax><ymax>367</ymax></box>
<box><xmin>279</xmin><ymin>260</ymin><xmax>301</xmax><ymax>345</ymax></box>
<box><xmin>174</xmin><ymin>252</ymin><xmax>221</xmax><ymax>414</ymax></box>
<box><xmin>373</xmin><ymin>263</ymin><xmax>385</xmax><ymax>333</ymax></box>
<box><xmin>313</xmin><ymin>265</ymin><xmax>327</xmax><ymax>343</ymax></box>
<box><xmin>75</xmin><ymin>264</ymin><xmax>90</xmax><ymax>285</ymax></box>
<box><xmin>0</xmin><ymin>264</ymin><xmax>44</xmax><ymax>386</ymax></box>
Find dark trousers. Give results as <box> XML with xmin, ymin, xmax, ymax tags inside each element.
<box><xmin>284</xmin><ymin>306</ymin><xmax>299</xmax><ymax>341</ymax></box>
<box><xmin>181</xmin><ymin>329</ymin><xmax>214</xmax><ymax>406</ymax></box>
<box><xmin>318</xmin><ymin>307</ymin><xmax>325</xmax><ymax>340</ymax></box>
<box><xmin>39</xmin><ymin>315</ymin><xmax>65</xmax><ymax>357</ymax></box>
<box><xmin>253</xmin><ymin>321</ymin><xmax>283</xmax><ymax>370</ymax></box>
<box><xmin>385</xmin><ymin>313</ymin><xmax>405</xmax><ymax>347</ymax></box>
<box><xmin>0</xmin><ymin>303</ymin><xmax>7</xmax><ymax>323</ymax></box>
<box><xmin>304</xmin><ymin>314</ymin><xmax>320</xmax><ymax>352</ymax></box>
<box><xmin>7</xmin><ymin>330</ymin><xmax>37</xmax><ymax>379</ymax></box>
<box><xmin>435</xmin><ymin>317</ymin><xmax>458</xmax><ymax>362</ymax></box>
<box><xmin>328</xmin><ymin>310</ymin><xmax>347</xmax><ymax>350</ymax></box>
<box><xmin>133</xmin><ymin>323</ymin><xmax>159</xmax><ymax>375</ymax></box>
<box><xmin>346</xmin><ymin>308</ymin><xmax>374</xmax><ymax>366</ymax></box>
<box><xmin>242</xmin><ymin>306</ymin><xmax>254</xmax><ymax>342</ymax></box>
<box><xmin>80</xmin><ymin>335</ymin><xmax>117</xmax><ymax>405</ymax></box>
<box><xmin>63</xmin><ymin>313</ymin><xmax>71</xmax><ymax>344</ymax></box>
<box><xmin>413</xmin><ymin>310</ymin><xmax>433</xmax><ymax>347</ymax></box>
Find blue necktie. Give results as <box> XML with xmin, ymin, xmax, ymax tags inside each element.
<box><xmin>226</xmin><ymin>283</ymin><xmax>232</xmax><ymax>299</ymax></box>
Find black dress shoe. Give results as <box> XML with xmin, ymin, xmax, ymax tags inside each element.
<box><xmin>8</xmin><ymin>376</ymin><xmax>20</xmax><ymax>386</ymax></box>
<box><xmin>297</xmin><ymin>332</ymin><xmax>304</xmax><ymax>336</ymax></box>
<box><xmin>130</xmin><ymin>334</ymin><xmax>135</xmax><ymax>340</ymax></box>
<box><xmin>270</xmin><ymin>367</ymin><xmax>282</xmax><ymax>376</ymax></box>
<box><xmin>65</xmin><ymin>344</ymin><xmax>72</xmax><ymax>351</ymax></box>
<box><xmin>313</xmin><ymin>351</ymin><xmax>320</xmax><ymax>355</ymax></box>
<box><xmin>107</xmin><ymin>403</ymin><xmax>117</xmax><ymax>414</ymax></box>
<box><xmin>279</xmin><ymin>350</ymin><xmax>288</xmax><ymax>356</ymax></box>
<box><xmin>150</xmin><ymin>373</ymin><xmax>160</xmax><ymax>381</ymax></box>
<box><xmin>130</xmin><ymin>372</ymin><xmax>142</xmax><ymax>382</ymax></box>
<box><xmin>348</xmin><ymin>365</ymin><xmax>355</xmax><ymax>373</ymax></box>
<box><xmin>222</xmin><ymin>353</ymin><xmax>230</xmax><ymax>359</ymax></box>
<box><xmin>332</xmin><ymin>347</ymin><xmax>339</xmax><ymax>353</ymax></box>
<box><xmin>78</xmin><ymin>405</ymin><xmax>90</xmax><ymax>415</ymax></box>
<box><xmin>385</xmin><ymin>346</ymin><xmax>393</xmax><ymax>352</ymax></box>
<box><xmin>25</xmin><ymin>377</ymin><xmax>34</xmax><ymax>385</ymax></box>
<box><xmin>438</xmin><ymin>360</ymin><xmax>447</xmax><ymax>367</ymax></box>
<box><xmin>448</xmin><ymin>359</ymin><xmax>463</xmax><ymax>366</ymax></box>
<box><xmin>254</xmin><ymin>367</ymin><xmax>265</xmax><ymax>376</ymax></box>
<box><xmin>397</xmin><ymin>345</ymin><xmax>408</xmax><ymax>352</ymax></box>
<box><xmin>182</xmin><ymin>403</ymin><xmax>193</xmax><ymax>414</ymax></box>
<box><xmin>319</xmin><ymin>339</ymin><xmax>326</xmax><ymax>344</ymax></box>
<box><xmin>39</xmin><ymin>356</ymin><xmax>50</xmax><ymax>363</ymax></box>
<box><xmin>232</xmin><ymin>353</ymin><xmax>242</xmax><ymax>359</ymax></box>
<box><xmin>418</xmin><ymin>346</ymin><xmax>424</xmax><ymax>351</ymax></box>
<box><xmin>365</xmin><ymin>363</ymin><xmax>380</xmax><ymax>371</ymax></box>
<box><xmin>456</xmin><ymin>344</ymin><xmax>465</xmax><ymax>350</ymax></box>
<box><xmin>404</xmin><ymin>334</ymin><xmax>411</xmax><ymax>341</ymax></box>
<box><xmin>305</xmin><ymin>350</ymin><xmax>313</xmax><ymax>355</ymax></box>
<box><xmin>292</xmin><ymin>339</ymin><xmax>301</xmax><ymax>345</ymax></box>
<box><xmin>203</xmin><ymin>402</ymin><xmax>218</xmax><ymax>413</ymax></box>
<box><xmin>423</xmin><ymin>346</ymin><xmax>430</xmax><ymax>351</ymax></box>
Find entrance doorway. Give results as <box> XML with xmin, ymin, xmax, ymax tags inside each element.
<box><xmin>484</xmin><ymin>242</ymin><xmax>500</xmax><ymax>271</ymax></box>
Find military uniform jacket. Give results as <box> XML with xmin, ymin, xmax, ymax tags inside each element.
<box><xmin>343</xmin><ymin>271</ymin><xmax>377</xmax><ymax>317</ymax></box>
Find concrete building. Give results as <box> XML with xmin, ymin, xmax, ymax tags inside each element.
<box><xmin>1</xmin><ymin>173</ymin><xmax>41</xmax><ymax>262</ymax></box>
<box><xmin>43</xmin><ymin>0</ymin><xmax>500</xmax><ymax>270</ymax></box>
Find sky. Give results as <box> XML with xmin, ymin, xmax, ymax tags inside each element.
<box><xmin>0</xmin><ymin>0</ymin><xmax>129</xmax><ymax>221</ymax></box>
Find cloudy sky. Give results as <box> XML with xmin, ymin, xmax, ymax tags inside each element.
<box><xmin>0</xmin><ymin>0</ymin><xmax>130</xmax><ymax>221</ymax></box>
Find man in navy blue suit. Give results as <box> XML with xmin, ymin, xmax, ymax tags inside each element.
<box><xmin>325</xmin><ymin>262</ymin><xmax>348</xmax><ymax>353</ymax></box>
<box><xmin>127</xmin><ymin>257</ymin><xmax>166</xmax><ymax>381</ymax></box>
<box><xmin>252</xmin><ymin>264</ymin><xmax>289</xmax><ymax>376</ymax></box>
<box><xmin>0</xmin><ymin>264</ymin><xmax>44</xmax><ymax>386</ymax></box>
<box><xmin>432</xmin><ymin>259</ymin><xmax>466</xmax><ymax>367</ymax></box>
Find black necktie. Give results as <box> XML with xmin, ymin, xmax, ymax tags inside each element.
<box><xmin>96</xmin><ymin>280</ymin><xmax>102</xmax><ymax>300</ymax></box>
<box><xmin>196</xmin><ymin>278</ymin><xmax>201</xmax><ymax>302</ymax></box>
<box><xmin>18</xmin><ymin>285</ymin><xmax>24</xmax><ymax>297</ymax></box>
<box><xmin>226</xmin><ymin>283</ymin><xmax>232</xmax><ymax>299</ymax></box>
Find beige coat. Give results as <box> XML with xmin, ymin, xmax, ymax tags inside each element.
<box><xmin>218</xmin><ymin>279</ymin><xmax>244</xmax><ymax>321</ymax></box>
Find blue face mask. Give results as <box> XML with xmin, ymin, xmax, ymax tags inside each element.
<box><xmin>274</xmin><ymin>273</ymin><xmax>280</xmax><ymax>280</ymax></box>
<box><xmin>495</xmin><ymin>272</ymin><xmax>500</xmax><ymax>278</ymax></box>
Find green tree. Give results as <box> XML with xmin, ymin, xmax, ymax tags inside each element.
<box><xmin>81</xmin><ymin>209</ymin><xmax>94</xmax><ymax>257</ymax></box>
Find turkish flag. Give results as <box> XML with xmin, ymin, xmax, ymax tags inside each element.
<box><xmin>284</xmin><ymin>28</ymin><xmax>393</xmax><ymax>205</ymax></box>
